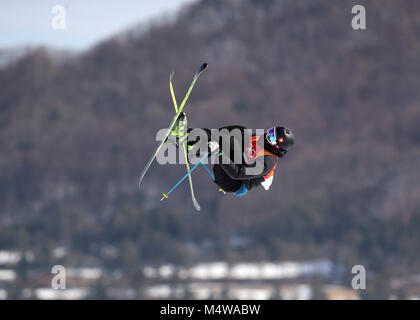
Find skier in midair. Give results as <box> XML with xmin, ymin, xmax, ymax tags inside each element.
<box><xmin>169</xmin><ymin>113</ymin><xmax>294</xmax><ymax>197</ymax></box>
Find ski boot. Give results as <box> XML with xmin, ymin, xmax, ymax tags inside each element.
<box><xmin>167</xmin><ymin>112</ymin><xmax>189</xmax><ymax>147</ymax></box>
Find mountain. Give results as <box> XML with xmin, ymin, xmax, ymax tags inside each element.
<box><xmin>1</xmin><ymin>0</ymin><xmax>420</xmax><ymax>280</ymax></box>
<box><xmin>0</xmin><ymin>48</ymin><xmax>30</xmax><ymax>69</ymax></box>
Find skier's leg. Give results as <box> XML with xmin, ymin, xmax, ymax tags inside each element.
<box><xmin>212</xmin><ymin>164</ymin><xmax>242</xmax><ymax>193</ymax></box>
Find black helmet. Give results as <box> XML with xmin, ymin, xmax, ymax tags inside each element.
<box><xmin>262</xmin><ymin>126</ymin><xmax>294</xmax><ymax>157</ymax></box>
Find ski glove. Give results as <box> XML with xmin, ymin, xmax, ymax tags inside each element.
<box><xmin>208</xmin><ymin>141</ymin><xmax>219</xmax><ymax>153</ymax></box>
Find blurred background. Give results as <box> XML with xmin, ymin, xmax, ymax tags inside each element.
<box><xmin>0</xmin><ymin>0</ymin><xmax>419</xmax><ymax>300</ymax></box>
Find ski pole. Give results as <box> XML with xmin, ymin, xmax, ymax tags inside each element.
<box><xmin>161</xmin><ymin>152</ymin><xmax>210</xmax><ymax>201</ymax></box>
<box><xmin>201</xmin><ymin>153</ymin><xmax>226</xmax><ymax>194</ymax></box>
<box><xmin>201</xmin><ymin>162</ymin><xmax>214</xmax><ymax>180</ymax></box>
<box><xmin>202</xmin><ymin>162</ymin><xmax>225</xmax><ymax>194</ymax></box>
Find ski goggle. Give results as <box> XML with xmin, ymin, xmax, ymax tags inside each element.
<box><xmin>266</xmin><ymin>127</ymin><xmax>285</xmax><ymax>148</ymax></box>
<box><xmin>266</xmin><ymin>127</ymin><xmax>277</xmax><ymax>146</ymax></box>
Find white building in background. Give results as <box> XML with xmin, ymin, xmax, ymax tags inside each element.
<box><xmin>144</xmin><ymin>282</ymin><xmax>361</xmax><ymax>300</ymax></box>
<box><xmin>34</xmin><ymin>288</ymin><xmax>89</xmax><ymax>300</ymax></box>
<box><xmin>227</xmin><ymin>283</ymin><xmax>276</xmax><ymax>300</ymax></box>
<box><xmin>66</xmin><ymin>267</ymin><xmax>102</xmax><ymax>280</ymax></box>
<box><xmin>0</xmin><ymin>269</ymin><xmax>16</xmax><ymax>282</ymax></box>
<box><xmin>142</xmin><ymin>259</ymin><xmax>342</xmax><ymax>300</ymax></box>
<box><xmin>144</xmin><ymin>259</ymin><xmax>334</xmax><ymax>281</ymax></box>
<box><xmin>0</xmin><ymin>251</ymin><xmax>21</xmax><ymax>265</ymax></box>
<box><xmin>279</xmin><ymin>284</ymin><xmax>312</xmax><ymax>300</ymax></box>
<box><xmin>0</xmin><ymin>289</ymin><xmax>7</xmax><ymax>300</ymax></box>
<box><xmin>145</xmin><ymin>282</ymin><xmax>314</xmax><ymax>300</ymax></box>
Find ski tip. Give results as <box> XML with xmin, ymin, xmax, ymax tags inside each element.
<box><xmin>195</xmin><ymin>63</ymin><xmax>208</xmax><ymax>77</ymax></box>
<box><xmin>139</xmin><ymin>171</ymin><xmax>148</xmax><ymax>189</ymax></box>
<box><xmin>193</xmin><ymin>198</ymin><xmax>201</xmax><ymax>211</ymax></box>
<box><xmin>169</xmin><ymin>71</ymin><xmax>174</xmax><ymax>81</ymax></box>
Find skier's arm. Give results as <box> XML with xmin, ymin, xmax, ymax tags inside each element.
<box><xmin>220</xmin><ymin>154</ymin><xmax>276</xmax><ymax>180</ymax></box>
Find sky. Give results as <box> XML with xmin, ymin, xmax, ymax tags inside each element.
<box><xmin>0</xmin><ymin>0</ymin><xmax>195</xmax><ymax>51</ymax></box>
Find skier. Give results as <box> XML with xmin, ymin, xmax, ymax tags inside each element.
<box><xmin>169</xmin><ymin>113</ymin><xmax>294</xmax><ymax>197</ymax></box>
<box><xmin>140</xmin><ymin>62</ymin><xmax>293</xmax><ymax>208</ymax></box>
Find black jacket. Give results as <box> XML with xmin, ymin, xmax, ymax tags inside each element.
<box><xmin>212</xmin><ymin>126</ymin><xmax>277</xmax><ymax>193</ymax></box>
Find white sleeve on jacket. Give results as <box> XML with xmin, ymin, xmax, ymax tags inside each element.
<box><xmin>261</xmin><ymin>176</ymin><xmax>273</xmax><ymax>190</ymax></box>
